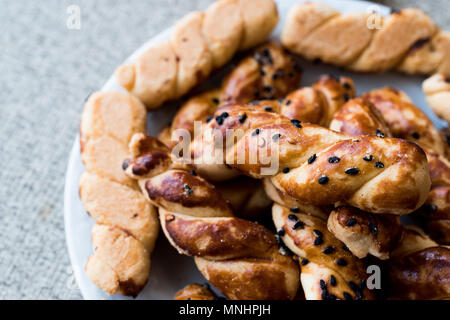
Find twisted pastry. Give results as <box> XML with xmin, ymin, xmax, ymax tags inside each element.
<box><xmin>115</xmin><ymin>0</ymin><xmax>278</xmax><ymax>109</ymax></box>
<box><xmin>281</xmin><ymin>2</ymin><xmax>450</xmax><ymax>75</ymax></box>
<box><xmin>423</xmin><ymin>74</ymin><xmax>450</xmax><ymax>124</ymax></box>
<box><xmin>192</xmin><ymin>104</ymin><xmax>430</xmax><ymax>214</ymax></box>
<box><xmin>158</xmin><ymin>41</ymin><xmax>301</xmax><ymax>148</ymax></box>
<box><xmin>79</xmin><ymin>92</ymin><xmax>159</xmax><ymax>296</ymax></box>
<box><xmin>174</xmin><ymin>284</ymin><xmax>217</xmax><ymax>300</ymax></box>
<box><xmin>124</xmin><ymin>134</ymin><xmax>300</xmax><ymax>300</ymax></box>
<box><xmin>272</xmin><ymin>204</ymin><xmax>375</xmax><ymax>300</ymax></box>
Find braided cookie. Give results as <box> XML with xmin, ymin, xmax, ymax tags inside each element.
<box><xmin>193</xmin><ymin>104</ymin><xmax>430</xmax><ymax>214</ymax></box>
<box><xmin>272</xmin><ymin>204</ymin><xmax>375</xmax><ymax>300</ymax></box>
<box><xmin>281</xmin><ymin>2</ymin><xmax>450</xmax><ymax>75</ymax></box>
<box><xmin>115</xmin><ymin>0</ymin><xmax>278</xmax><ymax>109</ymax></box>
<box><xmin>124</xmin><ymin>134</ymin><xmax>300</xmax><ymax>300</ymax></box>
<box><xmin>174</xmin><ymin>284</ymin><xmax>216</xmax><ymax>300</ymax></box>
<box><xmin>79</xmin><ymin>92</ymin><xmax>159</xmax><ymax>296</ymax></box>
<box><xmin>423</xmin><ymin>74</ymin><xmax>450</xmax><ymax>124</ymax></box>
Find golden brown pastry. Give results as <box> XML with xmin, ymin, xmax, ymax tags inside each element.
<box><xmin>423</xmin><ymin>73</ymin><xmax>450</xmax><ymax>124</ymax></box>
<box><xmin>123</xmin><ymin>134</ymin><xmax>300</xmax><ymax>300</ymax></box>
<box><xmin>192</xmin><ymin>104</ymin><xmax>431</xmax><ymax>214</ymax></box>
<box><xmin>282</xmin><ymin>2</ymin><xmax>449</xmax><ymax>75</ymax></box>
<box><xmin>273</xmin><ymin>204</ymin><xmax>375</xmax><ymax>300</ymax></box>
<box><xmin>116</xmin><ymin>0</ymin><xmax>279</xmax><ymax>109</ymax></box>
<box><xmin>174</xmin><ymin>284</ymin><xmax>216</xmax><ymax>300</ymax></box>
<box><xmin>79</xmin><ymin>91</ymin><xmax>159</xmax><ymax>297</ymax></box>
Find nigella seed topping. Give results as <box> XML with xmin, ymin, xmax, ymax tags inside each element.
<box><xmin>290</xmin><ymin>207</ymin><xmax>300</xmax><ymax>213</ymax></box>
<box><xmin>422</xmin><ymin>204</ymin><xmax>437</xmax><ymax>212</ymax></box>
<box><xmin>411</xmin><ymin>132</ymin><xmax>420</xmax><ymax>139</ymax></box>
<box><xmin>189</xmin><ymin>169</ymin><xmax>197</xmax><ymax>176</ymax></box>
<box><xmin>221</xmin><ymin>112</ymin><xmax>229</xmax><ymax>119</ymax></box>
<box><xmin>343</xmin><ymin>245</ymin><xmax>350</xmax><ymax>252</ymax></box>
<box><xmin>313</xmin><ymin>229</ymin><xmax>323</xmax><ymax>237</ymax></box>
<box><xmin>374</xmin><ymin>161</ymin><xmax>385</xmax><ymax>168</ymax></box>
<box><xmin>122</xmin><ymin>159</ymin><xmax>130</xmax><ymax>170</ymax></box>
<box><xmin>277</xmin><ymin>228</ymin><xmax>285</xmax><ymax>237</ymax></box>
<box><xmin>318</xmin><ymin>175</ymin><xmax>329</xmax><ymax>184</ymax></box>
<box><xmin>343</xmin><ymin>93</ymin><xmax>350</xmax><ymax>102</ymax></box>
<box><xmin>288</xmin><ymin>214</ymin><xmax>298</xmax><ymax>221</ymax></box>
<box><xmin>215</xmin><ymin>115</ymin><xmax>224</xmax><ymax>125</ymax></box>
<box><xmin>264</xmin><ymin>106</ymin><xmax>273</xmax><ymax>112</ymax></box>
<box><xmin>363</xmin><ymin>155</ymin><xmax>374</xmax><ymax>161</ymax></box>
<box><xmin>184</xmin><ymin>184</ymin><xmax>193</xmax><ymax>195</ymax></box>
<box><xmin>343</xmin><ymin>82</ymin><xmax>351</xmax><ymax>89</ymax></box>
<box><xmin>212</xmin><ymin>97</ymin><xmax>220</xmax><ymax>104</ymax></box>
<box><xmin>272</xmin><ymin>133</ymin><xmax>281</xmax><ymax>141</ymax></box>
<box><xmin>308</xmin><ymin>154</ymin><xmax>317</xmax><ymax>164</ymax></box>
<box><xmin>346</xmin><ymin>217</ymin><xmax>357</xmax><ymax>227</ymax></box>
<box><xmin>290</xmin><ymin>119</ymin><xmax>302</xmax><ymax>128</ymax></box>
<box><xmin>238</xmin><ymin>113</ymin><xmax>247</xmax><ymax>123</ymax></box>
<box><xmin>345</xmin><ymin>167</ymin><xmax>359</xmax><ymax>175</ymax></box>
<box><xmin>322</xmin><ymin>246</ymin><xmax>335</xmax><ymax>254</ymax></box>
<box><xmin>368</xmin><ymin>221</ymin><xmax>377</xmax><ymax>234</ymax></box>
<box><xmin>263</xmin><ymin>85</ymin><xmax>274</xmax><ymax>93</ymax></box>
<box><xmin>314</xmin><ymin>237</ymin><xmax>323</xmax><ymax>246</ymax></box>
<box><xmin>253</xmin><ymin>89</ymin><xmax>260</xmax><ymax>98</ymax></box>
<box><xmin>330</xmin><ymin>275</ymin><xmax>337</xmax><ymax>286</ymax></box>
<box><xmin>336</xmin><ymin>258</ymin><xmax>347</xmax><ymax>266</ymax></box>
<box><xmin>348</xmin><ymin>281</ymin><xmax>359</xmax><ymax>292</ymax></box>
<box><xmin>328</xmin><ymin>156</ymin><xmax>340</xmax><ymax>163</ymax></box>
<box><xmin>293</xmin><ymin>220</ymin><xmax>305</xmax><ymax>230</ymax></box>
<box><xmin>301</xmin><ymin>258</ymin><xmax>309</xmax><ymax>266</ymax></box>
<box><xmin>283</xmin><ymin>167</ymin><xmax>290</xmax><ymax>173</ymax></box>
<box><xmin>249</xmin><ymin>100</ymin><xmax>259</xmax><ymax>105</ymax></box>
<box><xmin>285</xmin><ymin>99</ymin><xmax>292</xmax><ymax>106</ymax></box>
<box><xmin>326</xmin><ymin>294</ymin><xmax>337</xmax><ymax>300</ymax></box>
<box><xmin>343</xmin><ymin>292</ymin><xmax>353</xmax><ymax>300</ymax></box>
<box><xmin>206</xmin><ymin>116</ymin><xmax>213</xmax><ymax>123</ymax></box>
<box><xmin>376</xmin><ymin>129</ymin><xmax>385</xmax><ymax>138</ymax></box>
<box><xmin>320</xmin><ymin>280</ymin><xmax>327</xmax><ymax>290</ymax></box>
<box><xmin>252</xmin><ymin>129</ymin><xmax>261</xmax><ymax>136</ymax></box>
<box><xmin>259</xmin><ymin>68</ymin><xmax>265</xmax><ymax>76</ymax></box>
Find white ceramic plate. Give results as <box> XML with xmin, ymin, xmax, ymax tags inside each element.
<box><xmin>64</xmin><ymin>0</ymin><xmax>446</xmax><ymax>300</ymax></box>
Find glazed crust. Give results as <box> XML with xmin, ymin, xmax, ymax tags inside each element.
<box><xmin>423</xmin><ymin>73</ymin><xmax>450</xmax><ymax>124</ymax></box>
<box><xmin>115</xmin><ymin>0</ymin><xmax>279</xmax><ymax>109</ymax></box>
<box><xmin>273</xmin><ymin>204</ymin><xmax>375</xmax><ymax>300</ymax></box>
<box><xmin>282</xmin><ymin>3</ymin><xmax>448</xmax><ymax>75</ymax></box>
<box><xmin>124</xmin><ymin>134</ymin><xmax>300</xmax><ymax>300</ymax></box>
<box><xmin>174</xmin><ymin>284</ymin><xmax>216</xmax><ymax>300</ymax></box>
<box><xmin>193</xmin><ymin>104</ymin><xmax>430</xmax><ymax>214</ymax></box>
<box><xmin>79</xmin><ymin>92</ymin><xmax>158</xmax><ymax>297</ymax></box>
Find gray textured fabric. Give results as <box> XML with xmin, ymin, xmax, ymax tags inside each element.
<box><xmin>0</xmin><ymin>0</ymin><xmax>447</xmax><ymax>300</ymax></box>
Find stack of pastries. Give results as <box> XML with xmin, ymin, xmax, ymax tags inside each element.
<box><xmin>78</xmin><ymin>0</ymin><xmax>449</xmax><ymax>300</ymax></box>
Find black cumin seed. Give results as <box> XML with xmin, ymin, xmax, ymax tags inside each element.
<box><xmin>290</xmin><ymin>207</ymin><xmax>300</xmax><ymax>213</ymax></box>
<box><xmin>346</xmin><ymin>217</ymin><xmax>357</xmax><ymax>227</ymax></box>
<box><xmin>283</xmin><ymin>167</ymin><xmax>290</xmax><ymax>173</ymax></box>
<box><xmin>313</xmin><ymin>229</ymin><xmax>323</xmax><ymax>237</ymax></box>
<box><xmin>189</xmin><ymin>169</ymin><xmax>197</xmax><ymax>176</ymax></box>
<box><xmin>322</xmin><ymin>246</ymin><xmax>335</xmax><ymax>254</ymax></box>
<box><xmin>314</xmin><ymin>237</ymin><xmax>323</xmax><ymax>245</ymax></box>
<box><xmin>293</xmin><ymin>220</ymin><xmax>305</xmax><ymax>230</ymax></box>
<box><xmin>252</xmin><ymin>129</ymin><xmax>260</xmax><ymax>136</ymax></box>
<box><xmin>328</xmin><ymin>156</ymin><xmax>340</xmax><ymax>163</ymax></box>
<box><xmin>376</xmin><ymin>129</ymin><xmax>385</xmax><ymax>138</ymax></box>
<box><xmin>321</xmin><ymin>290</ymin><xmax>328</xmax><ymax>300</ymax></box>
<box><xmin>343</xmin><ymin>245</ymin><xmax>350</xmax><ymax>252</ymax></box>
<box><xmin>326</xmin><ymin>294</ymin><xmax>337</xmax><ymax>300</ymax></box>
<box><xmin>122</xmin><ymin>159</ymin><xmax>130</xmax><ymax>170</ymax></box>
<box><xmin>285</xmin><ymin>99</ymin><xmax>291</xmax><ymax>106</ymax></box>
<box><xmin>221</xmin><ymin>112</ymin><xmax>229</xmax><ymax>118</ymax></box>
<box><xmin>263</xmin><ymin>86</ymin><xmax>274</xmax><ymax>93</ymax></box>
<box><xmin>343</xmin><ymin>82</ymin><xmax>351</xmax><ymax>89</ymax></box>
<box><xmin>343</xmin><ymin>292</ymin><xmax>353</xmax><ymax>300</ymax></box>
<box><xmin>411</xmin><ymin>132</ymin><xmax>420</xmax><ymax>139</ymax></box>
<box><xmin>336</xmin><ymin>258</ymin><xmax>347</xmax><ymax>266</ymax></box>
<box><xmin>318</xmin><ymin>175</ymin><xmax>329</xmax><ymax>184</ymax></box>
<box><xmin>253</xmin><ymin>89</ymin><xmax>259</xmax><ymax>97</ymax></box>
<box><xmin>301</xmin><ymin>258</ymin><xmax>309</xmax><ymax>265</ymax></box>
<box><xmin>272</xmin><ymin>133</ymin><xmax>281</xmax><ymax>141</ymax></box>
<box><xmin>363</xmin><ymin>155</ymin><xmax>373</xmax><ymax>161</ymax></box>
<box><xmin>343</xmin><ymin>93</ymin><xmax>350</xmax><ymax>102</ymax></box>
<box><xmin>288</xmin><ymin>214</ymin><xmax>298</xmax><ymax>221</ymax></box>
<box><xmin>290</xmin><ymin>119</ymin><xmax>302</xmax><ymax>128</ymax></box>
<box><xmin>238</xmin><ymin>113</ymin><xmax>247</xmax><ymax>123</ymax></box>
<box><xmin>422</xmin><ymin>203</ymin><xmax>437</xmax><ymax>213</ymax></box>
<box><xmin>368</xmin><ymin>221</ymin><xmax>377</xmax><ymax>234</ymax></box>
<box><xmin>215</xmin><ymin>115</ymin><xmax>224</xmax><ymax>125</ymax></box>
<box><xmin>212</xmin><ymin>97</ymin><xmax>220</xmax><ymax>104</ymax></box>
<box><xmin>206</xmin><ymin>116</ymin><xmax>213</xmax><ymax>123</ymax></box>
<box><xmin>259</xmin><ymin>68</ymin><xmax>265</xmax><ymax>76</ymax></box>
<box><xmin>330</xmin><ymin>275</ymin><xmax>337</xmax><ymax>286</ymax></box>
<box><xmin>345</xmin><ymin>167</ymin><xmax>359</xmax><ymax>175</ymax></box>
<box><xmin>374</xmin><ymin>161</ymin><xmax>384</xmax><ymax>168</ymax></box>
<box><xmin>320</xmin><ymin>280</ymin><xmax>327</xmax><ymax>290</ymax></box>
<box><xmin>249</xmin><ymin>100</ymin><xmax>259</xmax><ymax>105</ymax></box>
<box><xmin>264</xmin><ymin>106</ymin><xmax>273</xmax><ymax>112</ymax></box>
<box><xmin>184</xmin><ymin>184</ymin><xmax>193</xmax><ymax>195</ymax></box>
<box><xmin>348</xmin><ymin>281</ymin><xmax>359</xmax><ymax>292</ymax></box>
<box><xmin>277</xmin><ymin>228</ymin><xmax>285</xmax><ymax>236</ymax></box>
<box><xmin>308</xmin><ymin>154</ymin><xmax>317</xmax><ymax>164</ymax></box>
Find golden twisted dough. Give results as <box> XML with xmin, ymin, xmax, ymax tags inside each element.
<box><xmin>282</xmin><ymin>2</ymin><xmax>450</xmax><ymax>75</ymax></box>
<box><xmin>123</xmin><ymin>134</ymin><xmax>300</xmax><ymax>300</ymax></box>
<box><xmin>79</xmin><ymin>92</ymin><xmax>159</xmax><ymax>296</ymax></box>
<box><xmin>192</xmin><ymin>104</ymin><xmax>430</xmax><ymax>214</ymax></box>
<box><xmin>423</xmin><ymin>74</ymin><xmax>450</xmax><ymax>124</ymax></box>
<box><xmin>174</xmin><ymin>284</ymin><xmax>217</xmax><ymax>300</ymax></box>
<box><xmin>115</xmin><ymin>0</ymin><xmax>279</xmax><ymax>109</ymax></box>
<box><xmin>272</xmin><ymin>204</ymin><xmax>375</xmax><ymax>300</ymax></box>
